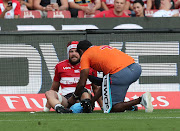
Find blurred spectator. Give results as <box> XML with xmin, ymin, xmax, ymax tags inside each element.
<box><xmin>153</xmin><ymin>0</ymin><xmax>179</xmax><ymax>17</ymax></box>
<box><xmin>34</xmin><ymin>0</ymin><xmax>68</xmax><ymax>18</ymax></box>
<box><xmin>18</xmin><ymin>0</ymin><xmax>33</xmax><ymax>11</ymax></box>
<box><xmin>133</xmin><ymin>0</ymin><xmax>145</xmax><ymax>17</ymax></box>
<box><xmin>152</xmin><ymin>0</ymin><xmax>175</xmax><ymax>9</ymax></box>
<box><xmin>0</xmin><ymin>0</ymin><xmax>21</xmax><ymax>19</ymax></box>
<box><xmin>174</xmin><ymin>0</ymin><xmax>180</xmax><ymax>8</ymax></box>
<box><xmin>101</xmin><ymin>0</ymin><xmax>114</xmax><ymax>10</ymax></box>
<box><xmin>94</xmin><ymin>0</ymin><xmax>130</xmax><ymax>17</ymax></box>
<box><xmin>68</xmin><ymin>0</ymin><xmax>101</xmax><ymax>17</ymax></box>
<box><xmin>175</xmin><ymin>0</ymin><xmax>180</xmax><ymax>8</ymax></box>
<box><xmin>125</xmin><ymin>0</ymin><xmax>151</xmax><ymax>10</ymax></box>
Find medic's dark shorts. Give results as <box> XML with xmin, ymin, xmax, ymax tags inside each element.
<box><xmin>110</xmin><ymin>63</ymin><xmax>142</xmax><ymax>105</ymax></box>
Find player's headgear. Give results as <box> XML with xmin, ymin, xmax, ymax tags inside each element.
<box><xmin>67</xmin><ymin>41</ymin><xmax>79</xmax><ymax>57</ymax></box>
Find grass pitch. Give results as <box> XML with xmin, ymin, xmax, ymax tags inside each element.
<box><xmin>0</xmin><ymin>109</ymin><xmax>179</xmax><ymax>131</ymax></box>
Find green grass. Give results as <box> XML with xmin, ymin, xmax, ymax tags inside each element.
<box><xmin>0</xmin><ymin>109</ymin><xmax>180</xmax><ymax>131</ymax></box>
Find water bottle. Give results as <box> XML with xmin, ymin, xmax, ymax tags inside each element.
<box><xmin>50</xmin><ymin>0</ymin><xmax>56</xmax><ymax>4</ymax></box>
<box><xmin>51</xmin><ymin>0</ymin><xmax>56</xmax><ymax>11</ymax></box>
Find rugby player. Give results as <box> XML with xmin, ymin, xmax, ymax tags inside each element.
<box><xmin>44</xmin><ymin>41</ymin><xmax>102</xmax><ymax>113</ymax></box>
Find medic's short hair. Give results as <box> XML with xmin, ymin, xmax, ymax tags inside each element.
<box><xmin>77</xmin><ymin>40</ymin><xmax>92</xmax><ymax>53</ymax></box>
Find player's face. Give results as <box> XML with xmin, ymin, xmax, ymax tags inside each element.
<box><xmin>133</xmin><ymin>3</ymin><xmax>144</xmax><ymax>17</ymax></box>
<box><xmin>114</xmin><ymin>0</ymin><xmax>125</xmax><ymax>12</ymax></box>
<box><xmin>69</xmin><ymin>48</ymin><xmax>80</xmax><ymax>65</ymax></box>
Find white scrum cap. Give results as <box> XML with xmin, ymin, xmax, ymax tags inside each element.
<box><xmin>67</xmin><ymin>41</ymin><xmax>79</xmax><ymax>57</ymax></box>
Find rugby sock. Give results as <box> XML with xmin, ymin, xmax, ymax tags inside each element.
<box><xmin>55</xmin><ymin>104</ymin><xmax>72</xmax><ymax>113</ymax></box>
<box><xmin>54</xmin><ymin>104</ymin><xmax>63</xmax><ymax>110</ymax></box>
<box><xmin>43</xmin><ymin>107</ymin><xmax>50</xmax><ymax>112</ymax></box>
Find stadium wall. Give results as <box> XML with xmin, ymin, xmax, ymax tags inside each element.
<box><xmin>0</xmin><ymin>18</ymin><xmax>180</xmax><ymax>111</ymax></box>
<box><xmin>1</xmin><ymin>17</ymin><xmax>180</xmax><ymax>31</ymax></box>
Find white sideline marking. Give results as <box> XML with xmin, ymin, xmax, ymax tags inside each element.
<box><xmin>0</xmin><ymin>116</ymin><xmax>179</xmax><ymax>122</ymax></box>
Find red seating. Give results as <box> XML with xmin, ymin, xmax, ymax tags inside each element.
<box><xmin>20</xmin><ymin>11</ymin><xmax>41</xmax><ymax>18</ymax></box>
<box><xmin>145</xmin><ymin>10</ymin><xmax>158</xmax><ymax>17</ymax></box>
<box><xmin>78</xmin><ymin>10</ymin><xmax>101</xmax><ymax>18</ymax></box>
<box><xmin>47</xmin><ymin>11</ymin><xmax>71</xmax><ymax>18</ymax></box>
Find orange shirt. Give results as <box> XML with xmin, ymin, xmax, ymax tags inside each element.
<box><xmin>80</xmin><ymin>45</ymin><xmax>135</xmax><ymax>75</ymax></box>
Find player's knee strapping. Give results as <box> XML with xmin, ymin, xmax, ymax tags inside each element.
<box><xmin>56</xmin><ymin>92</ymin><xmax>62</xmax><ymax>103</ymax></box>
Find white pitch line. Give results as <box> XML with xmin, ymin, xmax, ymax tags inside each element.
<box><xmin>125</xmin><ymin>116</ymin><xmax>180</xmax><ymax>120</ymax></box>
<box><xmin>0</xmin><ymin>116</ymin><xmax>179</xmax><ymax>122</ymax></box>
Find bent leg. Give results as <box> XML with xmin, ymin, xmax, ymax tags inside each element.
<box><xmin>111</xmin><ymin>98</ymin><xmax>141</xmax><ymax>112</ymax></box>
<box><xmin>110</xmin><ymin>63</ymin><xmax>142</xmax><ymax>112</ymax></box>
<box><xmin>45</xmin><ymin>90</ymin><xmax>68</xmax><ymax>109</ymax></box>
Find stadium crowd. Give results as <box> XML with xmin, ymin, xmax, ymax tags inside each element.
<box><xmin>0</xmin><ymin>0</ymin><xmax>179</xmax><ymax>18</ymax></box>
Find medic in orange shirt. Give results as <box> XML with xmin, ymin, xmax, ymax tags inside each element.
<box><xmin>68</xmin><ymin>40</ymin><xmax>153</xmax><ymax>113</ymax></box>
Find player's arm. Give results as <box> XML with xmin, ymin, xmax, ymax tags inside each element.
<box><xmin>50</xmin><ymin>80</ymin><xmax>60</xmax><ymax>92</ymax></box>
<box><xmin>68</xmin><ymin>68</ymin><xmax>89</xmax><ymax>106</ymax></box>
<box><xmin>75</xmin><ymin>68</ymin><xmax>89</xmax><ymax>96</ymax></box>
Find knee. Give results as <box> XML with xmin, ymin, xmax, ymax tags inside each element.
<box><xmin>45</xmin><ymin>90</ymin><xmax>55</xmax><ymax>99</ymax></box>
<box><xmin>81</xmin><ymin>92</ymin><xmax>91</xmax><ymax>100</ymax></box>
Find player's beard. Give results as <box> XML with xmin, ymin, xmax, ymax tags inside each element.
<box><xmin>69</xmin><ymin>57</ymin><xmax>80</xmax><ymax>65</ymax></box>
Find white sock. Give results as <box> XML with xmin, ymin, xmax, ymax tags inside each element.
<box><xmin>43</xmin><ymin>107</ymin><xmax>50</xmax><ymax>112</ymax></box>
<box><xmin>54</xmin><ymin>104</ymin><xmax>63</xmax><ymax>109</ymax></box>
